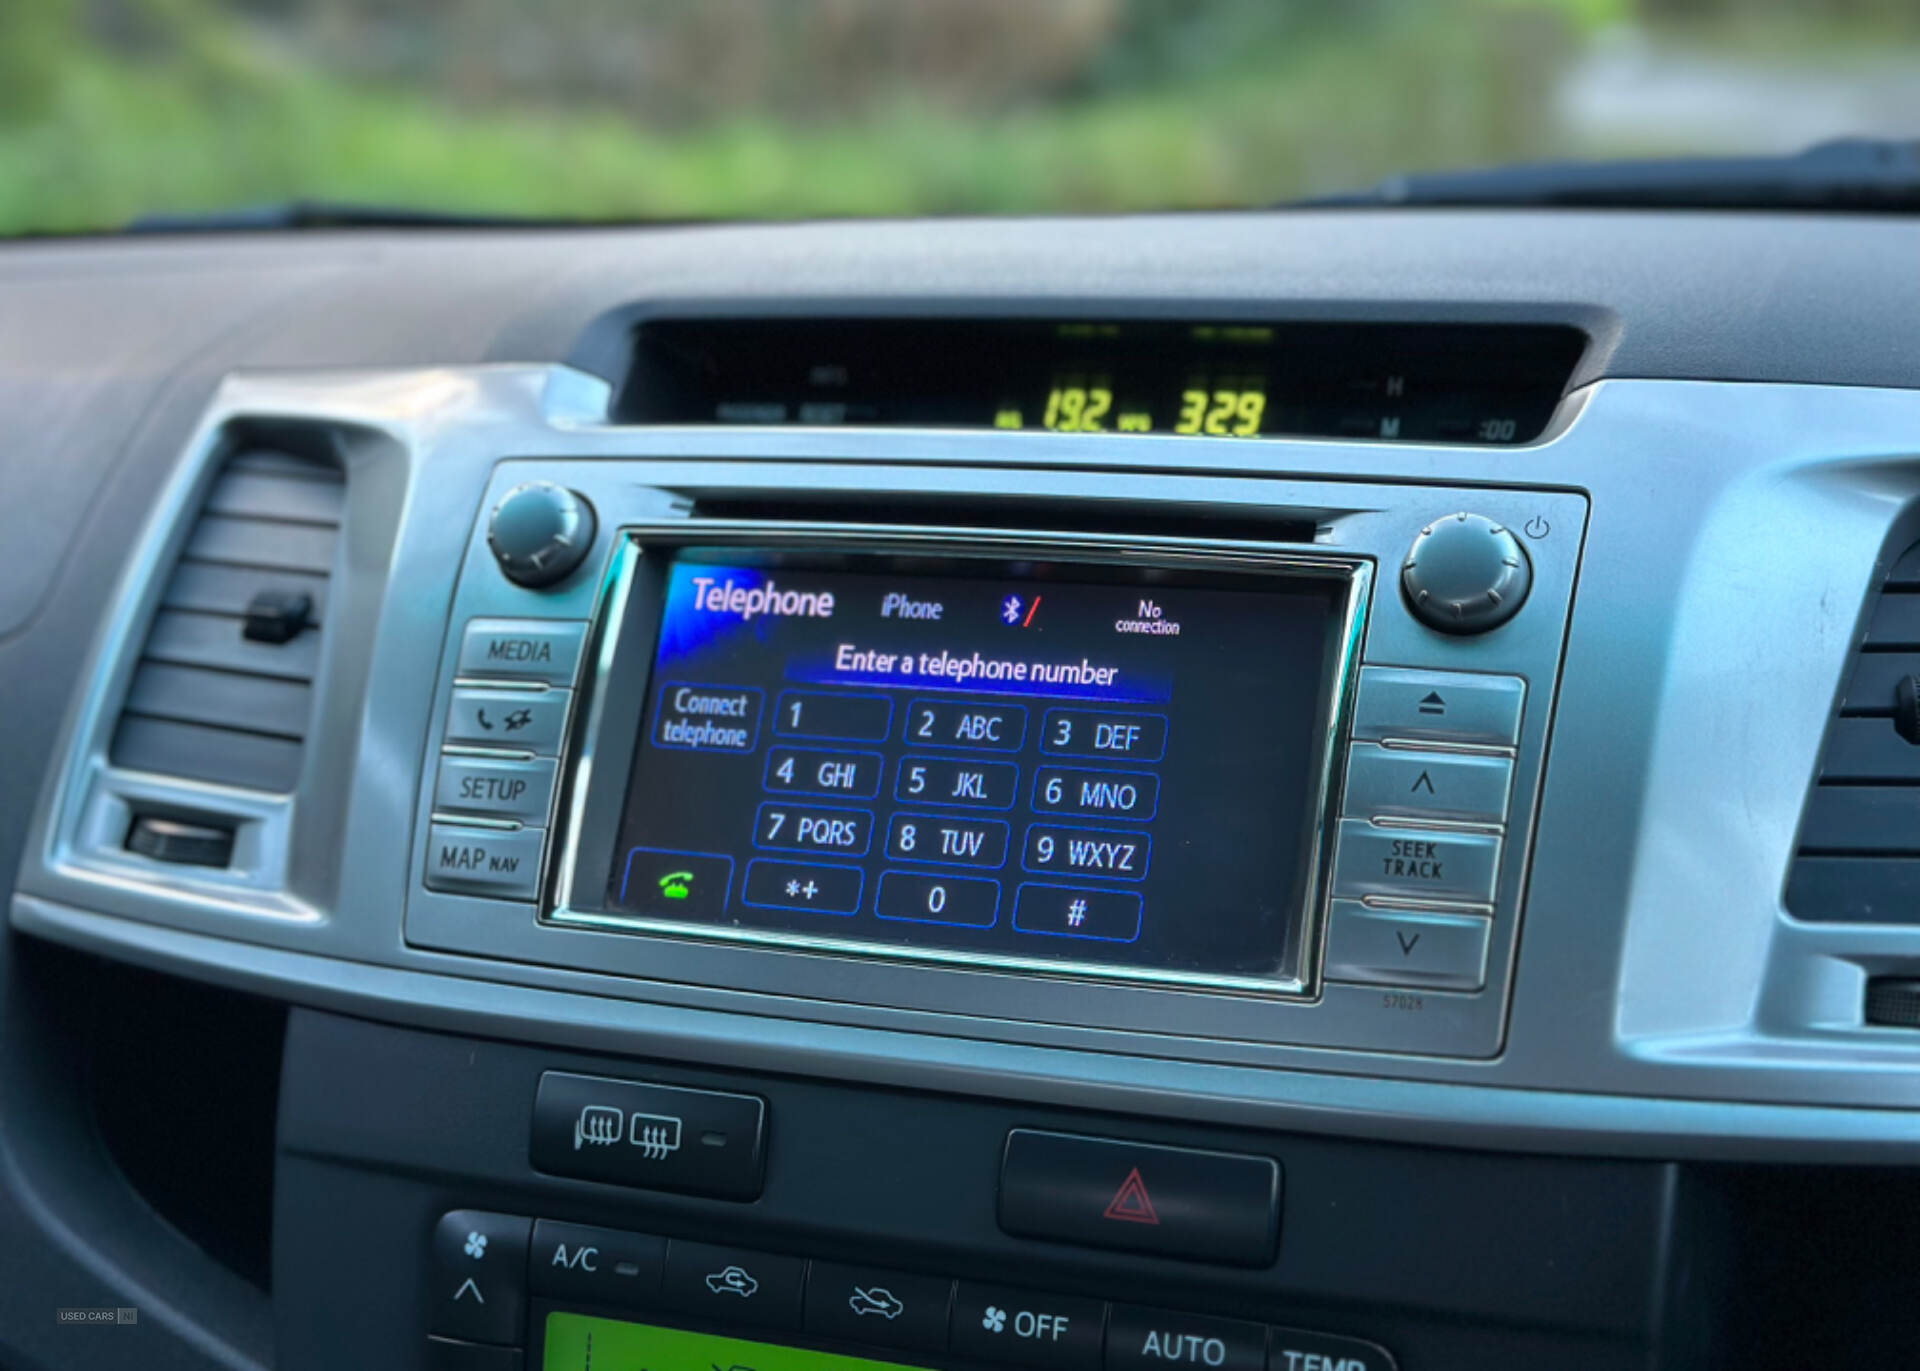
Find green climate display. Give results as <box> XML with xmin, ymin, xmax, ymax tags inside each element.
<box><xmin>543</xmin><ymin>1313</ymin><xmax>935</xmax><ymax>1371</ymax></box>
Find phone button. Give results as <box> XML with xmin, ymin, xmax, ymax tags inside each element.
<box><xmin>612</xmin><ymin>849</ymin><xmax>735</xmax><ymax>920</ymax></box>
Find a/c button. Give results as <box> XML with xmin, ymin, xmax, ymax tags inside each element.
<box><xmin>950</xmin><ymin>1283</ymin><xmax>1105</xmax><ymax>1371</ymax></box>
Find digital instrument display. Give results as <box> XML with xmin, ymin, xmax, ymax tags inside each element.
<box><xmin>544</xmin><ymin>1314</ymin><xmax>930</xmax><ymax>1371</ymax></box>
<box><xmin>596</xmin><ymin>551</ymin><xmax>1354</xmax><ymax>990</ymax></box>
<box><xmin>620</xmin><ymin>318</ymin><xmax>1585</xmax><ymax>444</ymax></box>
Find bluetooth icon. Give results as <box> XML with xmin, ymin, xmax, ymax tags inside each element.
<box><xmin>1002</xmin><ymin>594</ymin><xmax>1023</xmax><ymax>624</ymax></box>
<box><xmin>1067</xmin><ymin>898</ymin><xmax>1088</xmax><ymax>928</ymax></box>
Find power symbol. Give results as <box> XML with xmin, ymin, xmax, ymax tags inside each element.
<box><xmin>1522</xmin><ymin>515</ymin><xmax>1550</xmax><ymax>540</ymax></box>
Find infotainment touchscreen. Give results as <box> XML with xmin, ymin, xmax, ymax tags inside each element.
<box><xmin>589</xmin><ymin>548</ymin><xmax>1355</xmax><ymax>991</ymax></box>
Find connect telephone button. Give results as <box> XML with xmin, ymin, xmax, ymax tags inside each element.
<box><xmin>457</xmin><ymin>618</ymin><xmax>587</xmax><ymax>685</ymax></box>
<box><xmin>1330</xmin><ymin>819</ymin><xmax>1500</xmax><ymax>906</ymax></box>
<box><xmin>433</xmin><ymin>755</ymin><xmax>558</xmax><ymax>824</ymax></box>
<box><xmin>950</xmin><ymin>1282</ymin><xmax>1106</xmax><ymax>1371</ymax></box>
<box><xmin>429</xmin><ymin>1210</ymin><xmax>531</xmax><ymax>1345</ymax></box>
<box><xmin>424</xmin><ymin>824</ymin><xmax>544</xmax><ymax>901</ymax></box>
<box><xmin>1322</xmin><ymin>900</ymin><xmax>1492</xmax><ymax>991</ymax></box>
<box><xmin>1341</xmin><ymin>742</ymin><xmax>1513</xmax><ymax>827</ymax></box>
<box><xmin>1350</xmin><ymin>667</ymin><xmax>1524</xmax><ymax>748</ymax></box>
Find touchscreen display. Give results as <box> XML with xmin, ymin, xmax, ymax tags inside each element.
<box><xmin>599</xmin><ymin>554</ymin><xmax>1348</xmax><ymax>986</ymax></box>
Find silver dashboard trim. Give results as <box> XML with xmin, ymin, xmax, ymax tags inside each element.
<box><xmin>37</xmin><ymin>362</ymin><xmax>1920</xmax><ymax>1155</ymax></box>
<box><xmin>541</xmin><ymin>521</ymin><xmax>1372</xmax><ymax>999</ymax></box>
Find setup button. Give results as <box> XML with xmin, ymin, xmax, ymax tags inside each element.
<box><xmin>950</xmin><ymin>1282</ymin><xmax>1106</xmax><ymax>1371</ymax></box>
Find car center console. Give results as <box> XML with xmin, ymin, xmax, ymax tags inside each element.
<box><xmin>405</xmin><ymin>475</ymin><xmax>1582</xmax><ymax>1061</ymax></box>
<box><xmin>21</xmin><ymin>297</ymin><xmax>1920</xmax><ymax>1371</ymax></box>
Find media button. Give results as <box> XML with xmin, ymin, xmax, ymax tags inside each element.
<box><xmin>457</xmin><ymin>618</ymin><xmax>586</xmax><ymax>685</ymax></box>
<box><xmin>528</xmin><ymin>1220</ymin><xmax>666</xmax><ymax>1308</ymax></box>
<box><xmin>615</xmin><ymin>848</ymin><xmax>733</xmax><ymax>918</ymax></box>
<box><xmin>896</xmin><ymin>756</ymin><xmax>1020</xmax><ymax>809</ymax></box>
<box><xmin>743</xmin><ymin>859</ymin><xmax>864</xmax><ymax>916</ymax></box>
<box><xmin>1329</xmin><ymin>819</ymin><xmax>1500</xmax><ymax>907</ymax></box>
<box><xmin>804</xmin><ymin>1261</ymin><xmax>953</xmax><ymax>1353</ymax></box>
<box><xmin>764</xmin><ymin>747</ymin><xmax>885</xmax><ymax>800</ymax></box>
<box><xmin>775</xmin><ymin>689</ymin><xmax>893</xmax><ymax>742</ymax></box>
<box><xmin>663</xmin><ymin>1240</ymin><xmax>805</xmax><ymax>1331</ymax></box>
<box><xmin>1013</xmin><ymin>885</ymin><xmax>1143</xmax><ymax>943</ymax></box>
<box><xmin>1041</xmin><ymin>709</ymin><xmax>1168</xmax><ymax>763</ymax></box>
<box><xmin>904</xmin><ymin>698</ymin><xmax>1027</xmax><ymax>751</ymax></box>
<box><xmin>887</xmin><ymin>814</ymin><xmax>1010</xmax><ymax>869</ymax></box>
<box><xmin>1023</xmin><ymin>825</ymin><xmax>1151</xmax><ymax>881</ymax></box>
<box><xmin>754</xmin><ymin>802</ymin><xmax>874</xmax><ymax>857</ymax></box>
<box><xmin>1106</xmin><ymin>1306</ymin><xmax>1264</xmax><ymax>1371</ymax></box>
<box><xmin>950</xmin><ymin>1283</ymin><xmax>1106</xmax><ymax>1371</ymax></box>
<box><xmin>652</xmin><ymin>683</ymin><xmax>764</xmax><ymax>753</ymax></box>
<box><xmin>875</xmin><ymin>871</ymin><xmax>1000</xmax><ymax>928</ymax></box>
<box><xmin>1032</xmin><ymin>767</ymin><xmax>1160</xmax><ymax>821</ymax></box>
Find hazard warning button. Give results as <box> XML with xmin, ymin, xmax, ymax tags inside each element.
<box><xmin>997</xmin><ymin>1130</ymin><xmax>1280</xmax><ymax>1267</ymax></box>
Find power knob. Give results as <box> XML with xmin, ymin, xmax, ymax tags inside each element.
<box><xmin>487</xmin><ymin>482</ymin><xmax>598</xmax><ymax>588</ymax></box>
<box><xmin>1401</xmin><ymin>512</ymin><xmax>1532</xmax><ymax>634</ymax></box>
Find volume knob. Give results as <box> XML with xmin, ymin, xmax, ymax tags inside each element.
<box><xmin>1401</xmin><ymin>512</ymin><xmax>1531</xmax><ymax>634</ymax></box>
<box><xmin>487</xmin><ymin>482</ymin><xmax>597</xmax><ymax>589</ymax></box>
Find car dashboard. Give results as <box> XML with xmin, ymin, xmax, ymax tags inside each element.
<box><xmin>6</xmin><ymin>210</ymin><xmax>1920</xmax><ymax>1370</ymax></box>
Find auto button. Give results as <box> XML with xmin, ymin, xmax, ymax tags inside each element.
<box><xmin>1106</xmin><ymin>1306</ymin><xmax>1264</xmax><ymax>1371</ymax></box>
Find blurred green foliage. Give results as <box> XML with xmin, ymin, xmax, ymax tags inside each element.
<box><xmin>0</xmin><ymin>0</ymin><xmax>1914</xmax><ymax>233</ymax></box>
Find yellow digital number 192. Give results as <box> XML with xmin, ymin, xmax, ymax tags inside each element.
<box><xmin>1043</xmin><ymin>386</ymin><xmax>1111</xmax><ymax>433</ymax></box>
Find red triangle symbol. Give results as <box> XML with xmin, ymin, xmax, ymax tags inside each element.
<box><xmin>1103</xmin><ymin>1167</ymin><xmax>1160</xmax><ymax>1226</ymax></box>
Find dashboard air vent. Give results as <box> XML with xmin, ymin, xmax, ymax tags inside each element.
<box><xmin>1787</xmin><ymin>540</ymin><xmax>1920</xmax><ymax>922</ymax></box>
<box><xmin>108</xmin><ymin>450</ymin><xmax>344</xmax><ymax>792</ymax></box>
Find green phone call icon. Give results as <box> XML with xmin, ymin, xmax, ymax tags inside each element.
<box><xmin>658</xmin><ymin>870</ymin><xmax>696</xmax><ymax>900</ymax></box>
